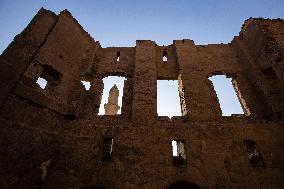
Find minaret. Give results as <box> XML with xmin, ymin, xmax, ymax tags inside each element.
<box><xmin>104</xmin><ymin>84</ymin><xmax>120</xmax><ymax>115</ymax></box>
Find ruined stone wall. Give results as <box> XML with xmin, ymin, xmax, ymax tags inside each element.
<box><xmin>0</xmin><ymin>9</ymin><xmax>283</xmax><ymax>189</ymax></box>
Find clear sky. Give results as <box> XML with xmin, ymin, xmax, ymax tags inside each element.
<box><xmin>158</xmin><ymin>80</ymin><xmax>182</xmax><ymax>117</ymax></box>
<box><xmin>0</xmin><ymin>0</ymin><xmax>283</xmax><ymax>116</ymax></box>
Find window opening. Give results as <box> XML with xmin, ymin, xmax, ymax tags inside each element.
<box><xmin>81</xmin><ymin>80</ymin><xmax>91</xmax><ymax>91</ymax></box>
<box><xmin>178</xmin><ymin>74</ymin><xmax>187</xmax><ymax>116</ymax></box>
<box><xmin>116</xmin><ymin>51</ymin><xmax>120</xmax><ymax>62</ymax></box>
<box><xmin>209</xmin><ymin>75</ymin><xmax>247</xmax><ymax>116</ymax></box>
<box><xmin>167</xmin><ymin>181</ymin><xmax>201</xmax><ymax>189</ymax></box>
<box><xmin>157</xmin><ymin>80</ymin><xmax>182</xmax><ymax>118</ymax></box>
<box><xmin>163</xmin><ymin>50</ymin><xmax>168</xmax><ymax>63</ymax></box>
<box><xmin>101</xmin><ymin>138</ymin><xmax>113</xmax><ymax>161</ymax></box>
<box><xmin>36</xmin><ymin>65</ymin><xmax>62</xmax><ymax>90</ymax></box>
<box><xmin>98</xmin><ymin>76</ymin><xmax>126</xmax><ymax>115</ymax></box>
<box><xmin>263</xmin><ymin>67</ymin><xmax>279</xmax><ymax>80</ymax></box>
<box><xmin>172</xmin><ymin>140</ymin><xmax>186</xmax><ymax>165</ymax></box>
<box><xmin>243</xmin><ymin>140</ymin><xmax>265</xmax><ymax>168</ymax></box>
<box><xmin>36</xmin><ymin>77</ymin><xmax>47</xmax><ymax>89</ymax></box>
<box><xmin>41</xmin><ymin>65</ymin><xmax>62</xmax><ymax>84</ymax></box>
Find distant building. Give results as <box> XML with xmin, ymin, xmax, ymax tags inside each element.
<box><xmin>104</xmin><ymin>84</ymin><xmax>120</xmax><ymax>115</ymax></box>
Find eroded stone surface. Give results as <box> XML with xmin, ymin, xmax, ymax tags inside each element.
<box><xmin>0</xmin><ymin>8</ymin><xmax>283</xmax><ymax>189</ymax></box>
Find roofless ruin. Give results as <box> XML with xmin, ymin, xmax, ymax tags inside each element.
<box><xmin>0</xmin><ymin>8</ymin><xmax>284</xmax><ymax>189</ymax></box>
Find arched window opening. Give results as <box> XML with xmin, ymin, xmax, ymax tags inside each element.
<box><xmin>167</xmin><ymin>181</ymin><xmax>201</xmax><ymax>189</ymax></box>
<box><xmin>209</xmin><ymin>75</ymin><xmax>249</xmax><ymax>116</ymax></box>
<box><xmin>98</xmin><ymin>76</ymin><xmax>126</xmax><ymax>115</ymax></box>
<box><xmin>157</xmin><ymin>80</ymin><xmax>184</xmax><ymax>118</ymax></box>
<box><xmin>81</xmin><ymin>80</ymin><xmax>91</xmax><ymax>91</ymax></box>
<box><xmin>81</xmin><ymin>186</ymin><xmax>108</xmax><ymax>189</ymax></box>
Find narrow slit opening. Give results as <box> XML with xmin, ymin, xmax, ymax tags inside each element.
<box><xmin>101</xmin><ymin>138</ymin><xmax>113</xmax><ymax>161</ymax></box>
<box><xmin>163</xmin><ymin>50</ymin><xmax>168</xmax><ymax>63</ymax></box>
<box><xmin>116</xmin><ymin>51</ymin><xmax>120</xmax><ymax>62</ymax></box>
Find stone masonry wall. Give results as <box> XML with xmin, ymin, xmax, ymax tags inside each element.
<box><xmin>0</xmin><ymin>9</ymin><xmax>283</xmax><ymax>189</ymax></box>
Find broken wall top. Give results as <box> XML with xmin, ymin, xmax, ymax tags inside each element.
<box><xmin>0</xmin><ymin>8</ymin><xmax>283</xmax><ymax>124</ymax></box>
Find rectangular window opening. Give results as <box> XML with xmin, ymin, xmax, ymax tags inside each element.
<box><xmin>101</xmin><ymin>138</ymin><xmax>113</xmax><ymax>161</ymax></box>
<box><xmin>243</xmin><ymin>140</ymin><xmax>265</xmax><ymax>168</ymax></box>
<box><xmin>98</xmin><ymin>76</ymin><xmax>126</xmax><ymax>115</ymax></box>
<box><xmin>209</xmin><ymin>75</ymin><xmax>250</xmax><ymax>116</ymax></box>
<box><xmin>157</xmin><ymin>80</ymin><xmax>184</xmax><ymax>118</ymax></box>
<box><xmin>172</xmin><ymin>140</ymin><xmax>186</xmax><ymax>165</ymax></box>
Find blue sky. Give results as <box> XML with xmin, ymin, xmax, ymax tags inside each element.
<box><xmin>0</xmin><ymin>0</ymin><xmax>283</xmax><ymax>116</ymax></box>
<box><xmin>1</xmin><ymin>0</ymin><xmax>284</xmax><ymax>51</ymax></box>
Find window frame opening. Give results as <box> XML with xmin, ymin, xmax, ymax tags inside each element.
<box><xmin>208</xmin><ymin>73</ymin><xmax>250</xmax><ymax>116</ymax></box>
<box><xmin>231</xmin><ymin>78</ymin><xmax>251</xmax><ymax>116</ymax></box>
<box><xmin>100</xmin><ymin>138</ymin><xmax>113</xmax><ymax>162</ymax></box>
<box><xmin>172</xmin><ymin>140</ymin><xmax>186</xmax><ymax>165</ymax></box>
<box><xmin>116</xmin><ymin>51</ymin><xmax>120</xmax><ymax>62</ymax></box>
<box><xmin>163</xmin><ymin>49</ymin><xmax>168</xmax><ymax>63</ymax></box>
<box><xmin>157</xmin><ymin>80</ymin><xmax>184</xmax><ymax>118</ymax></box>
<box><xmin>167</xmin><ymin>181</ymin><xmax>201</xmax><ymax>189</ymax></box>
<box><xmin>98</xmin><ymin>76</ymin><xmax>127</xmax><ymax>115</ymax></box>
<box><xmin>36</xmin><ymin>65</ymin><xmax>62</xmax><ymax>91</ymax></box>
<box><xmin>243</xmin><ymin>140</ymin><xmax>265</xmax><ymax>168</ymax></box>
<box><xmin>36</xmin><ymin>77</ymin><xmax>48</xmax><ymax>89</ymax></box>
<box><xmin>178</xmin><ymin>74</ymin><xmax>187</xmax><ymax>116</ymax></box>
<box><xmin>81</xmin><ymin>80</ymin><xmax>91</xmax><ymax>91</ymax></box>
